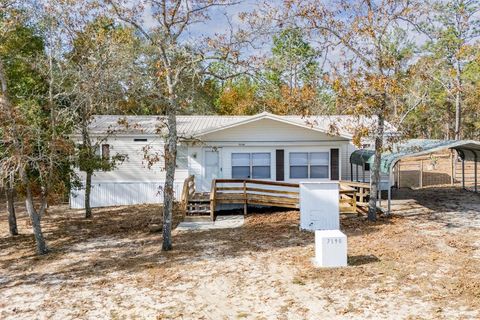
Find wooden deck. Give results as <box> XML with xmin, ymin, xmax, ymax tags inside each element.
<box><xmin>181</xmin><ymin>176</ymin><xmax>372</xmax><ymax>220</ymax></box>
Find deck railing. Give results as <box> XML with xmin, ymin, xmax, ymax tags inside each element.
<box><xmin>181</xmin><ymin>175</ymin><xmax>196</xmax><ymax>212</ymax></box>
<box><xmin>339</xmin><ymin>180</ymin><xmax>371</xmax><ymax>213</ymax></box>
<box><xmin>182</xmin><ymin>176</ymin><xmax>366</xmax><ymax>217</ymax></box>
<box><xmin>211</xmin><ymin>179</ymin><xmax>300</xmax><ymax>216</ymax></box>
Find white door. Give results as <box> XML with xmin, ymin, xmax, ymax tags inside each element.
<box><xmin>204</xmin><ymin>149</ymin><xmax>221</xmax><ymax>190</ymax></box>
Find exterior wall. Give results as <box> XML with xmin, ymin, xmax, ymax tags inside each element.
<box><xmin>193</xmin><ymin>120</ymin><xmax>352</xmax><ymax>191</ymax></box>
<box><xmin>70</xmin><ymin>181</ymin><xmax>184</xmax><ymax>209</ymax></box>
<box><xmin>199</xmin><ymin>118</ymin><xmax>348</xmax><ymax>142</ymax></box>
<box><xmin>70</xmin><ymin>135</ymin><xmax>188</xmax><ymax>209</ymax></box>
<box><xmin>71</xmin><ymin>118</ymin><xmax>387</xmax><ymax>208</ymax></box>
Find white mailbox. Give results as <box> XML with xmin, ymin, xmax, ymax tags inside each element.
<box><xmin>313</xmin><ymin>230</ymin><xmax>347</xmax><ymax>267</ymax></box>
<box><xmin>300</xmin><ymin>182</ymin><xmax>340</xmax><ymax>231</ymax></box>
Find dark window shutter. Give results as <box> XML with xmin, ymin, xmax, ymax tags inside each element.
<box><xmin>330</xmin><ymin>148</ymin><xmax>339</xmax><ymax>180</ymax></box>
<box><xmin>276</xmin><ymin>149</ymin><xmax>284</xmax><ymax>181</ymax></box>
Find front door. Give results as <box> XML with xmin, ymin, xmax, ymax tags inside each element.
<box><xmin>204</xmin><ymin>149</ymin><xmax>221</xmax><ymax>190</ymax></box>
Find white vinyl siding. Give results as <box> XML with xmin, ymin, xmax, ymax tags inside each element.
<box><xmin>201</xmin><ymin>118</ymin><xmax>350</xmax><ymax>142</ymax></box>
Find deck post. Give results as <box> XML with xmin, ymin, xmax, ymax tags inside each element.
<box><xmin>397</xmin><ymin>161</ymin><xmax>401</xmax><ymax>188</ymax></box>
<box><xmin>378</xmin><ymin>183</ymin><xmax>381</xmax><ymax>208</ymax></box>
<box><xmin>462</xmin><ymin>156</ymin><xmax>465</xmax><ymax>190</ymax></box>
<box><xmin>243</xmin><ymin>180</ymin><xmax>247</xmax><ymax>215</ymax></box>
<box><xmin>450</xmin><ymin>151</ymin><xmax>455</xmax><ymax>185</ymax></box>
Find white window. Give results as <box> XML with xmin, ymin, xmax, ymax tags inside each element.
<box><xmin>176</xmin><ymin>145</ymin><xmax>188</xmax><ymax>169</ymax></box>
<box><xmin>290</xmin><ymin>152</ymin><xmax>329</xmax><ymax>179</ymax></box>
<box><xmin>290</xmin><ymin>152</ymin><xmax>308</xmax><ymax>179</ymax></box>
<box><xmin>93</xmin><ymin>144</ymin><xmax>110</xmax><ymax>160</ymax></box>
<box><xmin>252</xmin><ymin>153</ymin><xmax>271</xmax><ymax>179</ymax></box>
<box><xmin>232</xmin><ymin>153</ymin><xmax>271</xmax><ymax>179</ymax></box>
<box><xmin>101</xmin><ymin>144</ymin><xmax>110</xmax><ymax>160</ymax></box>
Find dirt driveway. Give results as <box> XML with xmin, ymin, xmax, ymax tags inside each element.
<box><xmin>1</xmin><ymin>187</ymin><xmax>479</xmax><ymax>319</ymax></box>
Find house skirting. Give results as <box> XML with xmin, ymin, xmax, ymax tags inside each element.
<box><xmin>69</xmin><ymin>181</ymin><xmax>184</xmax><ymax>209</ymax></box>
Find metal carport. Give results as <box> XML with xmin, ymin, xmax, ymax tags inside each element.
<box><xmin>350</xmin><ymin>139</ymin><xmax>480</xmax><ymax>215</ymax></box>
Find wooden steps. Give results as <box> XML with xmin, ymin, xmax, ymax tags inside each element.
<box><xmin>186</xmin><ymin>193</ymin><xmax>211</xmax><ymax>216</ymax></box>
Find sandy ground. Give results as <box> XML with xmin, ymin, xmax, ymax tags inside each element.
<box><xmin>1</xmin><ymin>187</ymin><xmax>479</xmax><ymax>320</ymax></box>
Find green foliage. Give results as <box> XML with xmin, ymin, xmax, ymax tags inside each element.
<box><xmin>0</xmin><ymin>17</ymin><xmax>46</xmax><ymax>104</ymax></box>
<box><xmin>269</xmin><ymin>28</ymin><xmax>320</xmax><ymax>87</ymax></box>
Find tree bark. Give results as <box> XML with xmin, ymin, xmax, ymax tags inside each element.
<box><xmin>23</xmin><ymin>173</ymin><xmax>48</xmax><ymax>255</ymax></box>
<box><xmin>162</xmin><ymin>99</ymin><xmax>177</xmax><ymax>251</ymax></box>
<box><xmin>368</xmin><ymin>112</ymin><xmax>385</xmax><ymax>221</ymax></box>
<box><xmin>85</xmin><ymin>170</ymin><xmax>93</xmax><ymax>218</ymax></box>
<box><xmin>81</xmin><ymin>122</ymin><xmax>93</xmax><ymax>219</ymax></box>
<box><xmin>454</xmin><ymin>65</ymin><xmax>462</xmax><ymax>141</ymax></box>
<box><xmin>5</xmin><ymin>183</ymin><xmax>18</xmax><ymax>236</ymax></box>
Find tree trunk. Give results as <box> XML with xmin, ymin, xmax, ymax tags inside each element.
<box><xmin>368</xmin><ymin>113</ymin><xmax>385</xmax><ymax>221</ymax></box>
<box><xmin>5</xmin><ymin>184</ymin><xmax>18</xmax><ymax>236</ymax></box>
<box><xmin>81</xmin><ymin>121</ymin><xmax>93</xmax><ymax>219</ymax></box>
<box><xmin>162</xmin><ymin>98</ymin><xmax>178</xmax><ymax>251</ymax></box>
<box><xmin>454</xmin><ymin>60</ymin><xmax>462</xmax><ymax>140</ymax></box>
<box><xmin>23</xmin><ymin>175</ymin><xmax>48</xmax><ymax>255</ymax></box>
<box><xmin>85</xmin><ymin>170</ymin><xmax>93</xmax><ymax>218</ymax></box>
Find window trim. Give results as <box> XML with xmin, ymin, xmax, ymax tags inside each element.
<box><xmin>231</xmin><ymin>152</ymin><xmax>271</xmax><ymax>179</ymax></box>
<box><xmin>176</xmin><ymin>145</ymin><xmax>188</xmax><ymax>170</ymax></box>
<box><xmin>101</xmin><ymin>144</ymin><xmax>110</xmax><ymax>160</ymax></box>
<box><xmin>289</xmin><ymin>151</ymin><xmax>330</xmax><ymax>179</ymax></box>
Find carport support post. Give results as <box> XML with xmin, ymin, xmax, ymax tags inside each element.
<box><xmin>362</xmin><ymin>164</ymin><xmax>366</xmax><ymax>183</ymax></box>
<box><xmin>462</xmin><ymin>157</ymin><xmax>465</xmax><ymax>190</ymax></box>
<box><xmin>475</xmin><ymin>153</ymin><xmax>478</xmax><ymax>193</ymax></box>
<box><xmin>397</xmin><ymin>161</ymin><xmax>401</xmax><ymax>188</ymax></box>
<box><xmin>350</xmin><ymin>163</ymin><xmax>353</xmax><ymax>181</ymax></box>
<box><xmin>378</xmin><ymin>182</ymin><xmax>381</xmax><ymax>208</ymax></box>
<box><xmin>356</xmin><ymin>164</ymin><xmax>359</xmax><ymax>182</ymax></box>
<box><xmin>419</xmin><ymin>160</ymin><xmax>423</xmax><ymax>188</ymax></box>
<box><xmin>387</xmin><ymin>168</ymin><xmax>392</xmax><ymax>216</ymax></box>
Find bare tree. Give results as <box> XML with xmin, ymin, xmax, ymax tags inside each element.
<box><xmin>0</xmin><ymin>1</ymin><xmax>74</xmax><ymax>254</ymax></box>
<box><xmin>281</xmin><ymin>0</ymin><xmax>421</xmax><ymax>220</ymax></box>
<box><xmin>106</xmin><ymin>0</ymin><xmax>246</xmax><ymax>250</ymax></box>
<box><xmin>418</xmin><ymin>0</ymin><xmax>480</xmax><ymax>140</ymax></box>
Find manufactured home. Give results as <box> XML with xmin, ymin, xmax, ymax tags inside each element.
<box><xmin>70</xmin><ymin>112</ymin><xmax>394</xmax><ymax>209</ymax></box>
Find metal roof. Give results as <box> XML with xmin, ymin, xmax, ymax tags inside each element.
<box><xmin>350</xmin><ymin>139</ymin><xmax>480</xmax><ymax>174</ymax></box>
<box><xmin>84</xmin><ymin>112</ymin><xmax>396</xmax><ymax>139</ymax></box>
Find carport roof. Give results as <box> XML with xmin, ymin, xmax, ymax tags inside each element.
<box><xmin>350</xmin><ymin>139</ymin><xmax>480</xmax><ymax>174</ymax></box>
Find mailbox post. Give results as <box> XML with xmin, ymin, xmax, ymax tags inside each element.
<box><xmin>299</xmin><ymin>182</ymin><xmax>348</xmax><ymax>268</ymax></box>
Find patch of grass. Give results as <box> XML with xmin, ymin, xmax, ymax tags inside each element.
<box><xmin>292</xmin><ymin>276</ymin><xmax>306</xmax><ymax>285</ymax></box>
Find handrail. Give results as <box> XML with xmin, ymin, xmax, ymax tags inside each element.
<box><xmin>181</xmin><ymin>175</ymin><xmax>195</xmax><ymax>213</ymax></box>
<box><xmin>214</xmin><ymin>179</ymin><xmax>299</xmax><ymax>188</ymax></box>
<box><xmin>211</xmin><ymin>179</ymin><xmax>300</xmax><ymax>215</ymax></box>
<box><xmin>207</xmin><ymin>179</ymin><xmax>366</xmax><ymax>217</ymax></box>
<box><xmin>210</xmin><ymin>179</ymin><xmax>216</xmax><ymax>220</ymax></box>
<box><xmin>340</xmin><ymin>180</ymin><xmax>370</xmax><ymax>209</ymax></box>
